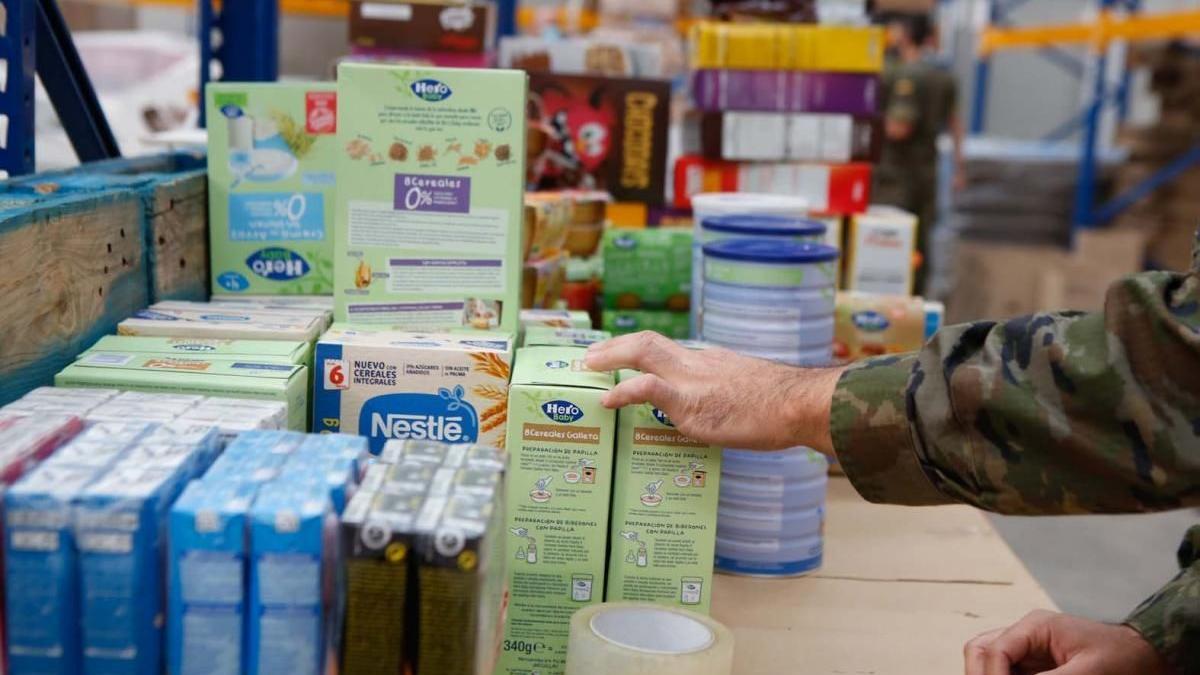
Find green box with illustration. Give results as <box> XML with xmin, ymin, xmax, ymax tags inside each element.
<box><xmin>606</xmin><ymin>368</ymin><xmax>720</xmax><ymax>613</ymax></box>
<box><xmin>334</xmin><ymin>63</ymin><xmax>528</xmax><ymax>332</ymax></box>
<box><xmin>207</xmin><ymin>82</ymin><xmax>339</xmax><ymax>295</ymax></box>
<box><xmin>499</xmin><ymin>347</ymin><xmax>615</xmax><ymax>675</ymax></box>
<box><xmin>602</xmin><ymin>228</ymin><xmax>693</xmax><ymax>310</ymax></box>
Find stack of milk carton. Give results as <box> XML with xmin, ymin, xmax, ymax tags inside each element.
<box><xmin>168</xmin><ymin>430</ymin><xmax>367</xmax><ymax>675</ymax></box>
<box><xmin>339</xmin><ymin>439</ymin><xmax>506</xmax><ymax>675</ymax></box>
<box><xmin>0</xmin><ymin>413</ymin><xmax>85</xmax><ymax>675</ymax></box>
<box><xmin>716</xmin><ymin>447</ymin><xmax>828</xmax><ymax>577</ymax></box>
<box><xmin>4</xmin><ymin>421</ymin><xmax>221</xmax><ymax>674</ymax></box>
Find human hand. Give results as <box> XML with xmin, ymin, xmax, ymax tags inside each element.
<box><xmin>964</xmin><ymin>610</ymin><xmax>1167</xmax><ymax>675</ymax></box>
<box><xmin>584</xmin><ymin>332</ymin><xmax>844</xmax><ymax>453</ymax></box>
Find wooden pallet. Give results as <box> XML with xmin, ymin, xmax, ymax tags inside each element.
<box><xmin>0</xmin><ymin>190</ymin><xmax>151</xmax><ymax>405</ymax></box>
<box><xmin>8</xmin><ymin>152</ymin><xmax>209</xmax><ymax>302</ymax></box>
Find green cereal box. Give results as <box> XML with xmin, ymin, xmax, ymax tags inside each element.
<box><xmin>207</xmin><ymin>83</ymin><xmax>339</xmax><ymax>295</ymax></box>
<box><xmin>55</xmin><ymin>353</ymin><xmax>309</xmax><ymax>430</ymax></box>
<box><xmin>602</xmin><ymin>309</ymin><xmax>690</xmax><ymax>339</ymax></box>
<box><xmin>606</xmin><ymin>368</ymin><xmax>720</xmax><ymax>613</ymax></box>
<box><xmin>523</xmin><ymin>327</ymin><xmax>611</xmax><ymax>348</ymax></box>
<box><xmin>602</xmin><ymin>228</ymin><xmax>693</xmax><ymax>310</ymax></box>
<box><xmin>499</xmin><ymin>347</ymin><xmax>615</xmax><ymax>675</ymax></box>
<box><xmin>334</xmin><ymin>64</ymin><xmax>528</xmax><ymax>332</ymax></box>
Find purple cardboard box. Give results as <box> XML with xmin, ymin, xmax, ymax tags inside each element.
<box><xmin>692</xmin><ymin>70</ymin><xmax>879</xmax><ymax>116</ymax></box>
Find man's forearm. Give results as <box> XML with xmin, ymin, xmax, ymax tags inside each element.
<box><xmin>784</xmin><ymin>365</ymin><xmax>844</xmax><ymax>456</ymax></box>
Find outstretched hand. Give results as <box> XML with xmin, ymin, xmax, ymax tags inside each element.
<box><xmin>964</xmin><ymin>610</ymin><xmax>1167</xmax><ymax>675</ymax></box>
<box><xmin>584</xmin><ymin>332</ymin><xmax>844</xmax><ymax>453</ymax></box>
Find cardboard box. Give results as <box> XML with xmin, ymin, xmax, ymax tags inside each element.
<box><xmin>688</xmin><ymin>112</ymin><xmax>881</xmax><ymax>163</ymax></box>
<box><xmin>334</xmin><ymin>63</ymin><xmax>527</xmax><ymax>332</ymax></box>
<box><xmin>833</xmin><ymin>292</ymin><xmax>927</xmax><ymax>362</ymax></box>
<box><xmin>691</xmin><ymin>70</ymin><xmax>879</xmax><ymax>116</ymax></box>
<box><xmin>602</xmin><ymin>228</ymin><xmax>693</xmax><ymax>310</ymax></box>
<box><xmin>207</xmin><ymin>83</ymin><xmax>339</xmax><ymax>296</ymax></box>
<box><xmin>602</xmin><ymin>310</ymin><xmax>691</xmax><ymax>339</ymax></box>
<box><xmin>523</xmin><ymin>327</ymin><xmax>612</xmax><ymax>347</ymax></box>
<box><xmin>690</xmin><ymin>22</ymin><xmax>884</xmax><ymax>72</ymax></box>
<box><xmin>606</xmin><ymin>371</ymin><xmax>720</xmax><ymax>613</ymax></box>
<box><xmin>673</xmin><ymin>155</ymin><xmax>872</xmax><ymax>213</ymax></box>
<box><xmin>499</xmin><ymin>36</ymin><xmax>666</xmax><ymax>78</ymax></box>
<box><xmin>312</xmin><ymin>326</ymin><xmax>514</xmax><ymax>452</ymax></box>
<box><xmin>498</xmin><ymin>347</ymin><xmax>616</xmax><ymax>675</ymax></box>
<box><xmin>527</xmin><ymin>73</ymin><xmax>671</xmax><ymax>205</ymax></box>
<box><xmin>84</xmin><ymin>335</ymin><xmax>312</xmax><ymax>365</ymax></box>
<box><xmin>55</xmin><ymin>353</ymin><xmax>310</xmax><ymax>430</ymax></box>
<box><xmin>844</xmin><ymin>207</ymin><xmax>917</xmax><ymax>296</ymax></box>
<box><xmin>118</xmin><ymin>306</ymin><xmax>326</xmax><ymax>342</ymax></box>
<box><xmin>519</xmin><ymin>309</ymin><xmax>593</xmax><ymax>330</ymax></box>
<box><xmin>349</xmin><ymin>0</ymin><xmax>495</xmax><ymax>54</ymax></box>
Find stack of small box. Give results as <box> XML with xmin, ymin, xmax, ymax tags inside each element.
<box><xmin>339</xmin><ymin>439</ymin><xmax>505</xmax><ymax>675</ymax></box>
<box><xmin>4</xmin><ymin>421</ymin><xmax>221</xmax><ymax>674</ymax></box>
<box><xmin>3</xmin><ymin>387</ymin><xmax>289</xmax><ymax>442</ymax></box>
<box><xmin>168</xmin><ymin>430</ymin><xmax>367</xmax><ymax>675</ymax></box>
<box><xmin>346</xmin><ymin>0</ymin><xmax>496</xmax><ymax>68</ymax></box>
<box><xmin>674</xmin><ymin>21</ymin><xmax>884</xmax><ymax>216</ymax></box>
<box><xmin>600</xmin><ymin>228</ymin><xmax>694</xmax><ymax>339</ymax></box>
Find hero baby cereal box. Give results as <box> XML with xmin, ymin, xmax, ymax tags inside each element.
<box><xmin>207</xmin><ymin>83</ymin><xmax>339</xmax><ymax>295</ymax></box>
<box><xmin>334</xmin><ymin>63</ymin><xmax>527</xmax><ymax>332</ymax></box>
<box><xmin>312</xmin><ymin>326</ymin><xmax>514</xmax><ymax>453</ymax></box>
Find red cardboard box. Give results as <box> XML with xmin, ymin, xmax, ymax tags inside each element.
<box><xmin>672</xmin><ymin>155</ymin><xmax>872</xmax><ymax>213</ymax></box>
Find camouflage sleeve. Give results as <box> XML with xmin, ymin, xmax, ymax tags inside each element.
<box><xmin>1125</xmin><ymin>525</ymin><xmax>1200</xmax><ymax>672</ymax></box>
<box><xmin>830</xmin><ymin>234</ymin><xmax>1200</xmax><ymax>515</ymax></box>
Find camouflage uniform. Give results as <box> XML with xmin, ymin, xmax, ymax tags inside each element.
<box><xmin>830</xmin><ymin>230</ymin><xmax>1200</xmax><ymax>670</ymax></box>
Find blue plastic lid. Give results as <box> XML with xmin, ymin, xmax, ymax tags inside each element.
<box><xmin>702</xmin><ymin>238</ymin><xmax>839</xmax><ymax>264</ymax></box>
<box><xmin>701</xmin><ymin>214</ymin><xmax>827</xmax><ymax>238</ymax></box>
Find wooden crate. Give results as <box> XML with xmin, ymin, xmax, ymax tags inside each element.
<box><xmin>8</xmin><ymin>152</ymin><xmax>209</xmax><ymax>302</ymax></box>
<box><xmin>0</xmin><ymin>190</ymin><xmax>151</xmax><ymax>405</ymax></box>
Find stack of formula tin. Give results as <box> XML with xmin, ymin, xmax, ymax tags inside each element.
<box><xmin>696</xmin><ymin>213</ymin><xmax>840</xmax><ymax>365</ymax></box>
<box><xmin>715</xmin><ymin>447</ymin><xmax>828</xmax><ymax>576</ymax></box>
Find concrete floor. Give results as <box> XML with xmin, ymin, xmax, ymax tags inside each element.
<box><xmin>989</xmin><ymin>509</ymin><xmax>1200</xmax><ymax>621</ymax></box>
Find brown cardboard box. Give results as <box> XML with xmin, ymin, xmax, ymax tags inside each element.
<box><xmin>945</xmin><ymin>227</ymin><xmax>1146</xmax><ymax>323</ymax></box>
<box><xmin>348</xmin><ymin>0</ymin><xmax>495</xmax><ymax>53</ymax></box>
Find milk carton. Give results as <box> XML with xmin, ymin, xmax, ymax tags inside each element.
<box><xmin>334</xmin><ymin>63</ymin><xmax>527</xmax><ymax>332</ymax></box>
<box><xmin>312</xmin><ymin>326</ymin><xmax>514</xmax><ymax>453</ymax></box>
<box><xmin>606</xmin><ymin>370</ymin><xmax>721</xmax><ymax>613</ymax></box>
<box><xmin>166</xmin><ymin>480</ymin><xmax>259</xmax><ymax>675</ymax></box>
<box><xmin>207</xmin><ymin>83</ymin><xmax>339</xmax><ymax>296</ymax></box>
<box><xmin>5</xmin><ymin>465</ymin><xmax>99</xmax><ymax>674</ymax></box>
<box><xmin>75</xmin><ymin>457</ymin><xmax>205</xmax><ymax>675</ymax></box>
<box><xmin>498</xmin><ymin>347</ymin><xmax>616</xmax><ymax>675</ymax></box>
<box><xmin>247</xmin><ymin>482</ymin><xmax>334</xmax><ymax>675</ymax></box>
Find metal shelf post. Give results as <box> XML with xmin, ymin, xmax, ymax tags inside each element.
<box><xmin>198</xmin><ymin>0</ymin><xmax>280</xmax><ymax>127</ymax></box>
<box><xmin>0</xmin><ymin>0</ymin><xmax>37</xmax><ymax>176</ymax></box>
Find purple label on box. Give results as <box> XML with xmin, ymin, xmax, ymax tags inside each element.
<box><xmin>692</xmin><ymin>70</ymin><xmax>878</xmax><ymax>116</ymax></box>
<box><xmin>394</xmin><ymin>174</ymin><xmax>471</xmax><ymax>214</ymax></box>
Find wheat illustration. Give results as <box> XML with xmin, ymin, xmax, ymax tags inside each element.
<box><xmin>481</xmin><ymin>402</ymin><xmax>506</xmax><ymax>422</ymax></box>
<box><xmin>470</xmin><ymin>352</ymin><xmax>512</xmax><ymax>380</ymax></box>
<box><xmin>482</xmin><ymin>412</ymin><xmax>507</xmax><ymax>436</ymax></box>
<box><xmin>473</xmin><ymin>384</ymin><xmax>508</xmax><ymax>401</ymax></box>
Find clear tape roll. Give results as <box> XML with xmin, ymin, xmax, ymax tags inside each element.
<box><xmin>565</xmin><ymin>602</ymin><xmax>735</xmax><ymax>675</ymax></box>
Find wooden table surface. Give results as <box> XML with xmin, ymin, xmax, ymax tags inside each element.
<box><xmin>711</xmin><ymin>477</ymin><xmax>1058</xmax><ymax>674</ymax></box>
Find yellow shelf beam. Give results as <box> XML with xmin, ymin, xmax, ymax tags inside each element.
<box><xmin>980</xmin><ymin>9</ymin><xmax>1200</xmax><ymax>55</ymax></box>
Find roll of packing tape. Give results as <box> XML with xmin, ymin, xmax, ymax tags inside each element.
<box><xmin>565</xmin><ymin>602</ymin><xmax>735</xmax><ymax>675</ymax></box>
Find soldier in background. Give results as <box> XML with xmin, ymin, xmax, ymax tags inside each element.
<box><xmin>585</xmin><ymin>227</ymin><xmax>1200</xmax><ymax>672</ymax></box>
<box><xmin>874</xmin><ymin>11</ymin><xmax>964</xmax><ymax>296</ymax></box>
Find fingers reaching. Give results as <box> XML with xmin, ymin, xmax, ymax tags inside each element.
<box><xmin>585</xmin><ymin>332</ymin><xmax>685</xmax><ymax>377</ymax></box>
<box><xmin>601</xmin><ymin>373</ymin><xmax>680</xmax><ymax>413</ymax></box>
